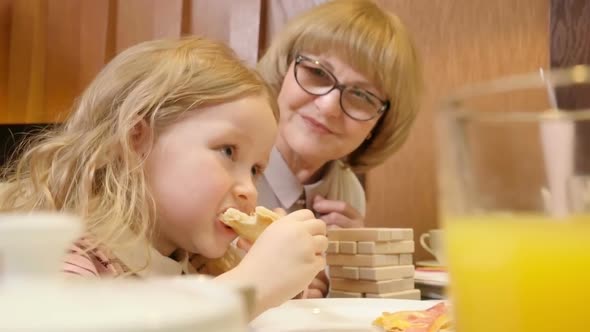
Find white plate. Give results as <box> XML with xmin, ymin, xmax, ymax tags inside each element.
<box><xmin>416</xmin><ymin>260</ymin><xmax>445</xmax><ymax>268</ymax></box>
<box><xmin>250</xmin><ymin>298</ymin><xmax>442</xmax><ymax>332</ymax></box>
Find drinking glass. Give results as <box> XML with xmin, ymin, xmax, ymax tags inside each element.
<box><xmin>438</xmin><ymin>65</ymin><xmax>590</xmax><ymax>332</ymax></box>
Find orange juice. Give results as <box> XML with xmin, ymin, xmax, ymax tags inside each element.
<box><xmin>445</xmin><ymin>215</ymin><xmax>590</xmax><ymax>332</ymax></box>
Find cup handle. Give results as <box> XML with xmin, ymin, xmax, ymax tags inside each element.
<box><xmin>419</xmin><ymin>233</ymin><xmax>436</xmax><ymax>257</ymax></box>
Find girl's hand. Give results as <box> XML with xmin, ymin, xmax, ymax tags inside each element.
<box><xmin>313</xmin><ymin>195</ymin><xmax>364</xmax><ymax>228</ymax></box>
<box><xmin>236</xmin><ymin>207</ymin><xmax>286</xmax><ymax>251</ymax></box>
<box><xmin>229</xmin><ymin>209</ymin><xmax>328</xmax><ymax>314</ymax></box>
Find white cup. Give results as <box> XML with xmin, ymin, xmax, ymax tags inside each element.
<box><xmin>419</xmin><ymin>229</ymin><xmax>446</xmax><ymax>265</ymax></box>
<box><xmin>0</xmin><ymin>212</ymin><xmax>82</xmax><ymax>283</ymax></box>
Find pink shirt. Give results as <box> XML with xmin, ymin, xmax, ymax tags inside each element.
<box><xmin>63</xmin><ymin>235</ymin><xmax>194</xmax><ymax>278</ymax></box>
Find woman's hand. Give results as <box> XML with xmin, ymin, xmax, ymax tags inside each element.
<box><xmin>313</xmin><ymin>195</ymin><xmax>364</xmax><ymax>228</ymax></box>
<box><xmin>305</xmin><ymin>269</ymin><xmax>329</xmax><ymax>298</ymax></box>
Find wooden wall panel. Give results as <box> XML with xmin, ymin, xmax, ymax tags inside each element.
<box><xmin>228</xmin><ymin>0</ymin><xmax>262</xmax><ymax>66</ymax></box>
<box><xmin>45</xmin><ymin>0</ymin><xmax>80</xmax><ymax>122</ymax></box>
<box><xmin>115</xmin><ymin>0</ymin><xmax>183</xmax><ymax>53</ymax></box>
<box><xmin>188</xmin><ymin>0</ymin><xmax>262</xmax><ymax>66</ymax></box>
<box><xmin>260</xmin><ymin>0</ymin><xmax>327</xmax><ymax>51</ymax></box>
<box><xmin>6</xmin><ymin>0</ymin><xmax>45</xmax><ymax>124</ymax></box>
<box><xmin>44</xmin><ymin>1</ymin><xmax>111</xmax><ymax>123</ymax></box>
<box><xmin>189</xmin><ymin>0</ymin><xmax>233</xmax><ymax>42</ymax></box>
<box><xmin>115</xmin><ymin>0</ymin><xmax>155</xmax><ymax>52</ymax></box>
<box><xmin>0</xmin><ymin>0</ymin><xmax>11</xmax><ymax>116</ymax></box>
<box><xmin>1</xmin><ymin>0</ymin><xmax>263</xmax><ymax>123</ymax></box>
<box><xmin>551</xmin><ymin>0</ymin><xmax>590</xmax><ymax>68</ymax></box>
<box><xmin>365</xmin><ymin>0</ymin><xmax>550</xmax><ymax>261</ymax></box>
<box><xmin>79</xmin><ymin>1</ymin><xmax>110</xmax><ymax>91</ymax></box>
<box><xmin>153</xmin><ymin>0</ymin><xmax>183</xmax><ymax>40</ymax></box>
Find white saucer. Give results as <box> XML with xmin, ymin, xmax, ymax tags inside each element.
<box><xmin>416</xmin><ymin>260</ymin><xmax>445</xmax><ymax>268</ymax></box>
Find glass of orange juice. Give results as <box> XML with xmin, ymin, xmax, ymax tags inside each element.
<box><xmin>438</xmin><ymin>65</ymin><xmax>590</xmax><ymax>332</ymax></box>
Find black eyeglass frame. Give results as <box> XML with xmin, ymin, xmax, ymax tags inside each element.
<box><xmin>294</xmin><ymin>54</ymin><xmax>390</xmax><ymax>121</ymax></box>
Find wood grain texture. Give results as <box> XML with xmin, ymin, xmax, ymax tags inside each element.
<box><xmin>188</xmin><ymin>0</ymin><xmax>261</xmax><ymax>67</ymax></box>
<box><xmin>104</xmin><ymin>0</ymin><xmax>118</xmax><ymax>63</ymax></box>
<box><xmin>551</xmin><ymin>0</ymin><xmax>590</xmax><ymax>67</ymax></box>
<box><xmin>1</xmin><ymin>0</ymin><xmax>258</xmax><ymax>122</ymax></box>
<box><xmin>45</xmin><ymin>0</ymin><xmax>80</xmax><ymax>122</ymax></box>
<box><xmin>228</xmin><ymin>0</ymin><xmax>261</xmax><ymax>67</ymax></box>
<box><xmin>44</xmin><ymin>1</ymin><xmax>110</xmax><ymax>123</ymax></box>
<box><xmin>260</xmin><ymin>0</ymin><xmax>327</xmax><ymax>51</ymax></box>
<box><xmin>189</xmin><ymin>0</ymin><xmax>233</xmax><ymax>42</ymax></box>
<box><xmin>550</xmin><ymin>0</ymin><xmax>590</xmax><ymax>173</ymax></box>
<box><xmin>550</xmin><ymin>0</ymin><xmax>590</xmax><ymax>111</ymax></box>
<box><xmin>6</xmin><ymin>0</ymin><xmax>46</xmax><ymax>124</ymax></box>
<box><xmin>80</xmin><ymin>1</ymin><xmax>110</xmax><ymax>91</ymax></box>
<box><xmin>153</xmin><ymin>0</ymin><xmax>183</xmax><ymax>40</ymax></box>
<box><xmin>114</xmin><ymin>0</ymin><xmax>152</xmax><ymax>52</ymax></box>
<box><xmin>0</xmin><ymin>0</ymin><xmax>11</xmax><ymax>116</ymax></box>
<box><xmin>115</xmin><ymin>0</ymin><xmax>182</xmax><ymax>53</ymax></box>
<box><xmin>365</xmin><ymin>0</ymin><xmax>550</xmax><ymax>261</ymax></box>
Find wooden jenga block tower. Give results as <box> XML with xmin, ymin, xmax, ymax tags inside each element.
<box><xmin>326</xmin><ymin>228</ymin><xmax>421</xmax><ymax>300</ymax></box>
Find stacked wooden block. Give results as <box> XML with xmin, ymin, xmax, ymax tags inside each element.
<box><xmin>326</xmin><ymin>228</ymin><xmax>420</xmax><ymax>300</ymax></box>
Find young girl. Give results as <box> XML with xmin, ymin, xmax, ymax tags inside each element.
<box><xmin>0</xmin><ymin>37</ymin><xmax>327</xmax><ymax>317</ymax></box>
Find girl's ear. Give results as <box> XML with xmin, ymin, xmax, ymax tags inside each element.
<box><xmin>130</xmin><ymin>119</ymin><xmax>152</xmax><ymax>157</ymax></box>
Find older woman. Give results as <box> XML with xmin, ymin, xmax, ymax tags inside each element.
<box><xmin>257</xmin><ymin>0</ymin><xmax>423</xmax><ymax>229</ymax></box>
<box><xmin>254</xmin><ymin>0</ymin><xmax>422</xmax><ymax>298</ymax></box>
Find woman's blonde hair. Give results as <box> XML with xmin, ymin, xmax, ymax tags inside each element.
<box><xmin>257</xmin><ymin>0</ymin><xmax>423</xmax><ymax>173</ymax></box>
<box><xmin>0</xmin><ymin>37</ymin><xmax>278</xmax><ymax>255</ymax></box>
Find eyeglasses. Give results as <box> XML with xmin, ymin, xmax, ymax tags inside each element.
<box><xmin>293</xmin><ymin>54</ymin><xmax>390</xmax><ymax>121</ymax></box>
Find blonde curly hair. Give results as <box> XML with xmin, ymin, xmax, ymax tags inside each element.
<box><xmin>257</xmin><ymin>0</ymin><xmax>423</xmax><ymax>173</ymax></box>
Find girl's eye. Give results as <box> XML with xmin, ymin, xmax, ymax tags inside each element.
<box><xmin>220</xmin><ymin>145</ymin><xmax>236</xmax><ymax>159</ymax></box>
<box><xmin>251</xmin><ymin>165</ymin><xmax>263</xmax><ymax>178</ymax></box>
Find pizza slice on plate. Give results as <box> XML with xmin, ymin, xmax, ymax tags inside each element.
<box><xmin>373</xmin><ymin>302</ymin><xmax>452</xmax><ymax>332</ymax></box>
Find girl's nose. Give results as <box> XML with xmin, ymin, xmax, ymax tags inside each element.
<box><xmin>233</xmin><ymin>176</ymin><xmax>257</xmax><ymax>212</ymax></box>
